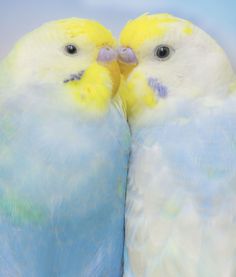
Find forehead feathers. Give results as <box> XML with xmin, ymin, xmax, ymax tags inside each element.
<box><xmin>8</xmin><ymin>18</ymin><xmax>116</xmax><ymax>64</ymax></box>
<box><xmin>44</xmin><ymin>18</ymin><xmax>116</xmax><ymax>47</ymax></box>
<box><xmin>120</xmin><ymin>14</ymin><xmax>193</xmax><ymax>49</ymax></box>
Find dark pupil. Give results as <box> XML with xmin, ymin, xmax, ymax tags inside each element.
<box><xmin>66</xmin><ymin>45</ymin><xmax>77</xmax><ymax>54</ymax></box>
<box><xmin>157</xmin><ymin>46</ymin><xmax>170</xmax><ymax>58</ymax></box>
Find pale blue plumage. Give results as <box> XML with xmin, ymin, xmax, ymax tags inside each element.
<box><xmin>0</xmin><ymin>86</ymin><xmax>130</xmax><ymax>276</ymax></box>
<box><xmin>120</xmin><ymin>13</ymin><xmax>236</xmax><ymax>277</ymax></box>
<box><xmin>125</xmin><ymin>96</ymin><xmax>236</xmax><ymax>276</ymax></box>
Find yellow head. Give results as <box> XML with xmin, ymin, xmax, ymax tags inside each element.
<box><xmin>1</xmin><ymin>18</ymin><xmax>120</xmax><ymax>113</ymax></box>
<box><xmin>118</xmin><ymin>14</ymin><xmax>235</xmax><ymax>120</ymax></box>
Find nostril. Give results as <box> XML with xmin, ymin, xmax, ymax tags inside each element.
<box><xmin>118</xmin><ymin>47</ymin><xmax>138</xmax><ymax>64</ymax></box>
<box><xmin>97</xmin><ymin>46</ymin><xmax>117</xmax><ymax>63</ymax></box>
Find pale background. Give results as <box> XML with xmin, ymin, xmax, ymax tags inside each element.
<box><xmin>0</xmin><ymin>0</ymin><xmax>235</xmax><ymax>68</ymax></box>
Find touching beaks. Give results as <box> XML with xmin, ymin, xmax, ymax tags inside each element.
<box><xmin>97</xmin><ymin>46</ymin><xmax>117</xmax><ymax>63</ymax></box>
<box><xmin>117</xmin><ymin>47</ymin><xmax>138</xmax><ymax>65</ymax></box>
<box><xmin>97</xmin><ymin>46</ymin><xmax>138</xmax><ymax>65</ymax></box>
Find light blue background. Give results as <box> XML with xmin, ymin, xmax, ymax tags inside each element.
<box><xmin>0</xmin><ymin>0</ymin><xmax>235</xmax><ymax>68</ymax></box>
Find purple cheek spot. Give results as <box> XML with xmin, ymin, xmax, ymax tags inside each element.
<box><xmin>148</xmin><ymin>77</ymin><xmax>168</xmax><ymax>98</ymax></box>
<box><xmin>117</xmin><ymin>47</ymin><xmax>138</xmax><ymax>64</ymax></box>
<box><xmin>97</xmin><ymin>47</ymin><xmax>117</xmax><ymax>63</ymax></box>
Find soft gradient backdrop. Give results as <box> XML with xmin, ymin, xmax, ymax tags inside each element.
<box><xmin>0</xmin><ymin>0</ymin><xmax>235</xmax><ymax>68</ymax></box>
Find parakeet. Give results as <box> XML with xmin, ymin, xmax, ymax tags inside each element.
<box><xmin>0</xmin><ymin>18</ymin><xmax>130</xmax><ymax>277</ymax></box>
<box><xmin>118</xmin><ymin>13</ymin><xmax>236</xmax><ymax>277</ymax></box>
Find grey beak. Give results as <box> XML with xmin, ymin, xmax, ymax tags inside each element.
<box><xmin>117</xmin><ymin>47</ymin><xmax>138</xmax><ymax>65</ymax></box>
<box><xmin>97</xmin><ymin>46</ymin><xmax>117</xmax><ymax>63</ymax></box>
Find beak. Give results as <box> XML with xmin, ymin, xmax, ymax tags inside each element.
<box><xmin>117</xmin><ymin>47</ymin><xmax>138</xmax><ymax>65</ymax></box>
<box><xmin>97</xmin><ymin>46</ymin><xmax>117</xmax><ymax>63</ymax></box>
<box><xmin>97</xmin><ymin>46</ymin><xmax>120</xmax><ymax>97</ymax></box>
<box><xmin>117</xmin><ymin>47</ymin><xmax>138</xmax><ymax>78</ymax></box>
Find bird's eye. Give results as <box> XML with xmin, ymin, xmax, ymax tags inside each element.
<box><xmin>64</xmin><ymin>44</ymin><xmax>78</xmax><ymax>55</ymax></box>
<box><xmin>154</xmin><ymin>45</ymin><xmax>172</xmax><ymax>61</ymax></box>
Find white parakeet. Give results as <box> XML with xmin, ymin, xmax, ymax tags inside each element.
<box><xmin>0</xmin><ymin>18</ymin><xmax>130</xmax><ymax>276</ymax></box>
<box><xmin>118</xmin><ymin>13</ymin><xmax>236</xmax><ymax>277</ymax></box>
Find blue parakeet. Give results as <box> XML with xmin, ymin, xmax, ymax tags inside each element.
<box><xmin>0</xmin><ymin>18</ymin><xmax>130</xmax><ymax>277</ymax></box>
<box><xmin>118</xmin><ymin>14</ymin><xmax>236</xmax><ymax>277</ymax></box>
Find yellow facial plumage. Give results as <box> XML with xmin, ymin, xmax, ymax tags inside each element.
<box><xmin>118</xmin><ymin>69</ymin><xmax>158</xmax><ymax>118</ymax></box>
<box><xmin>118</xmin><ymin>14</ymin><xmax>195</xmax><ymax>119</ymax></box>
<box><xmin>45</xmin><ymin>18</ymin><xmax>116</xmax><ymax>47</ymax></box>
<box><xmin>120</xmin><ymin>13</ymin><xmax>193</xmax><ymax>50</ymax></box>
<box><xmin>47</xmin><ymin>19</ymin><xmax>119</xmax><ymax>114</ymax></box>
<box><xmin>65</xmin><ymin>62</ymin><xmax>116</xmax><ymax>113</ymax></box>
<box><xmin>1</xmin><ymin>18</ymin><xmax>120</xmax><ymax>115</ymax></box>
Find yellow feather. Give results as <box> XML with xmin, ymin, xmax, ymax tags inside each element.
<box><xmin>0</xmin><ymin>18</ymin><xmax>120</xmax><ymax>115</ymax></box>
<box><xmin>183</xmin><ymin>22</ymin><xmax>194</xmax><ymax>35</ymax></box>
<box><xmin>47</xmin><ymin>18</ymin><xmax>116</xmax><ymax>47</ymax></box>
<box><xmin>104</xmin><ymin>60</ymin><xmax>121</xmax><ymax>97</ymax></box>
<box><xmin>118</xmin><ymin>70</ymin><xmax>158</xmax><ymax>118</ymax></box>
<box><xmin>120</xmin><ymin>13</ymin><xmax>193</xmax><ymax>50</ymax></box>
<box><xmin>64</xmin><ymin>62</ymin><xmax>113</xmax><ymax>113</ymax></box>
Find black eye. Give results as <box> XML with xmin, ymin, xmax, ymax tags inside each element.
<box><xmin>155</xmin><ymin>45</ymin><xmax>172</xmax><ymax>60</ymax></box>
<box><xmin>65</xmin><ymin>44</ymin><xmax>78</xmax><ymax>55</ymax></box>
